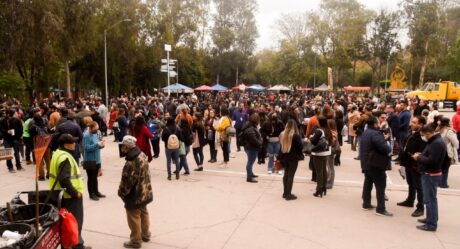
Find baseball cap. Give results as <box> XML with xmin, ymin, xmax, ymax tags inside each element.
<box><xmin>58</xmin><ymin>134</ymin><xmax>79</xmax><ymax>147</ymax></box>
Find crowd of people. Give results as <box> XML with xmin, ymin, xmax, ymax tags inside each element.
<box><xmin>0</xmin><ymin>91</ymin><xmax>458</xmax><ymax>248</ymax></box>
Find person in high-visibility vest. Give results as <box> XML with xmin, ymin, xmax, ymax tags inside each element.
<box><xmin>49</xmin><ymin>133</ymin><xmax>92</xmax><ymax>249</ymax></box>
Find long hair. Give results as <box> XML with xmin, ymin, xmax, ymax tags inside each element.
<box><xmin>134</xmin><ymin>116</ymin><xmax>146</xmax><ymax>133</ymax></box>
<box><xmin>318</xmin><ymin>116</ymin><xmax>332</xmax><ymax>143</ymax></box>
<box><xmin>280</xmin><ymin>119</ymin><xmax>299</xmax><ymax>154</ymax></box>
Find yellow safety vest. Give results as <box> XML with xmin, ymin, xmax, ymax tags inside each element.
<box><xmin>49</xmin><ymin>149</ymin><xmax>84</xmax><ymax>199</ymax></box>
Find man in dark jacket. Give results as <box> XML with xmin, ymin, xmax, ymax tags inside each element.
<box><xmin>398</xmin><ymin>116</ymin><xmax>427</xmax><ymax>217</ymax></box>
<box><xmin>412</xmin><ymin>124</ymin><xmax>447</xmax><ymax>232</ymax></box>
<box><xmin>386</xmin><ymin>105</ymin><xmax>400</xmax><ymax>152</ymax></box>
<box><xmin>118</xmin><ymin>135</ymin><xmax>153</xmax><ymax>248</ymax></box>
<box><xmin>398</xmin><ymin>101</ymin><xmax>411</xmax><ymax>155</ymax></box>
<box><xmin>56</xmin><ymin>114</ymin><xmax>83</xmax><ymax>163</ymax></box>
<box><xmin>0</xmin><ymin>109</ymin><xmax>24</xmax><ymax>172</ymax></box>
<box><xmin>232</xmin><ymin>103</ymin><xmax>248</xmax><ymax>152</ymax></box>
<box><xmin>241</xmin><ymin>113</ymin><xmax>263</xmax><ymax>183</ymax></box>
<box><xmin>359</xmin><ymin>116</ymin><xmax>393</xmax><ymax>216</ymax></box>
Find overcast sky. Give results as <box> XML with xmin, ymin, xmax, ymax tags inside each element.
<box><xmin>256</xmin><ymin>0</ymin><xmax>401</xmax><ymax>50</ymax></box>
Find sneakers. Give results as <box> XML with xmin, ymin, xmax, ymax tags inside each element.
<box><xmin>376</xmin><ymin>210</ymin><xmax>393</xmax><ymax>217</ymax></box>
<box><xmin>268</xmin><ymin>170</ymin><xmax>273</xmax><ymax>174</ymax></box>
<box><xmin>278</xmin><ymin>170</ymin><xmax>283</xmax><ymax>175</ymax></box>
<box><xmin>123</xmin><ymin>241</ymin><xmax>141</xmax><ymax>248</ymax></box>
<box><xmin>411</xmin><ymin>209</ymin><xmax>424</xmax><ymax>217</ymax></box>
<box><xmin>397</xmin><ymin>200</ymin><xmax>414</xmax><ymax>208</ymax></box>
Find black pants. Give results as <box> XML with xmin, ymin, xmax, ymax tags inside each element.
<box><xmin>258</xmin><ymin>140</ymin><xmax>267</xmax><ymax>164</ymax></box>
<box><xmin>313</xmin><ymin>156</ymin><xmax>327</xmax><ymax>192</ymax></box>
<box><xmin>86</xmin><ymin>165</ymin><xmax>100</xmax><ymax>196</ymax></box>
<box><xmin>23</xmin><ymin>137</ymin><xmax>34</xmax><ymax>162</ymax></box>
<box><xmin>283</xmin><ymin>160</ymin><xmax>299</xmax><ymax>196</ymax></box>
<box><xmin>4</xmin><ymin>140</ymin><xmax>21</xmax><ymax>169</ymax></box>
<box><xmin>208</xmin><ymin>140</ymin><xmax>217</xmax><ymax>160</ymax></box>
<box><xmin>62</xmin><ymin>197</ymin><xmax>85</xmax><ymax>249</ymax></box>
<box><xmin>309</xmin><ymin>156</ymin><xmax>316</xmax><ymax>181</ymax></box>
<box><xmin>193</xmin><ymin>146</ymin><xmax>204</xmax><ymax>166</ymax></box>
<box><xmin>362</xmin><ymin>168</ymin><xmax>387</xmax><ymax>212</ymax></box>
<box><xmin>150</xmin><ymin>138</ymin><xmax>160</xmax><ymax>157</ymax></box>
<box><xmin>236</xmin><ymin>128</ymin><xmax>242</xmax><ymax>151</ymax></box>
<box><xmin>405</xmin><ymin>166</ymin><xmax>424</xmax><ymax>210</ymax></box>
<box><xmin>221</xmin><ymin>141</ymin><xmax>229</xmax><ymax>162</ymax></box>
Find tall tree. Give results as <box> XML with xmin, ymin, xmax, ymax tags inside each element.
<box><xmin>211</xmin><ymin>0</ymin><xmax>258</xmax><ymax>85</ymax></box>
<box><xmin>364</xmin><ymin>10</ymin><xmax>400</xmax><ymax>90</ymax></box>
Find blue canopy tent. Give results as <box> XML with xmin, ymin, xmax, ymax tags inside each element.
<box><xmin>162</xmin><ymin>83</ymin><xmax>194</xmax><ymax>93</ymax></box>
<box><xmin>211</xmin><ymin>83</ymin><xmax>228</xmax><ymax>91</ymax></box>
<box><xmin>248</xmin><ymin>84</ymin><xmax>266</xmax><ymax>91</ymax></box>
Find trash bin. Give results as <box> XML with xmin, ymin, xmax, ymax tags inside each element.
<box><xmin>0</xmin><ymin>204</ymin><xmax>58</xmax><ymax>228</ymax></box>
<box><xmin>0</xmin><ymin>223</ymin><xmax>36</xmax><ymax>249</ymax></box>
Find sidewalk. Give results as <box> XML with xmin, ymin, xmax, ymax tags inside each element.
<box><xmin>0</xmin><ymin>138</ymin><xmax>459</xmax><ymax>249</ymax></box>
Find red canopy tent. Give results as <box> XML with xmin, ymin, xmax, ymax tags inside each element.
<box><xmin>343</xmin><ymin>85</ymin><xmax>371</xmax><ymax>92</ymax></box>
<box><xmin>194</xmin><ymin>85</ymin><xmax>213</xmax><ymax>91</ymax></box>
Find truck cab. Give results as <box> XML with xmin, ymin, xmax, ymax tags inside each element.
<box><xmin>407</xmin><ymin>81</ymin><xmax>460</xmax><ymax>110</ymax></box>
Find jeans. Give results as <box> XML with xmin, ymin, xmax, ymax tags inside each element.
<box><xmin>4</xmin><ymin>140</ymin><xmax>21</xmax><ymax>169</ymax></box>
<box><xmin>208</xmin><ymin>140</ymin><xmax>217</xmax><ymax>161</ymax></box>
<box><xmin>422</xmin><ymin>174</ymin><xmax>441</xmax><ymax>229</ymax></box>
<box><xmin>362</xmin><ymin>168</ymin><xmax>387</xmax><ymax>212</ymax></box>
<box><xmin>405</xmin><ymin>167</ymin><xmax>424</xmax><ymax>210</ymax></box>
<box><xmin>179</xmin><ymin>146</ymin><xmax>190</xmax><ymax>173</ymax></box>
<box><xmin>245</xmin><ymin>149</ymin><xmax>258</xmax><ymax>178</ymax></box>
<box><xmin>193</xmin><ymin>146</ymin><xmax>204</xmax><ymax>166</ymax></box>
<box><xmin>440</xmin><ymin>172</ymin><xmax>449</xmax><ymax>187</ymax></box>
<box><xmin>165</xmin><ymin>148</ymin><xmax>179</xmax><ymax>176</ymax></box>
<box><xmin>266</xmin><ymin>141</ymin><xmax>280</xmax><ymax>171</ymax></box>
<box><xmin>283</xmin><ymin>160</ymin><xmax>299</xmax><ymax>196</ymax></box>
<box><xmin>313</xmin><ymin>156</ymin><xmax>327</xmax><ymax>192</ymax></box>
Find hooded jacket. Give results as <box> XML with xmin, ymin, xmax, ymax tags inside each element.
<box><xmin>118</xmin><ymin>147</ymin><xmax>153</xmax><ymax>209</ymax></box>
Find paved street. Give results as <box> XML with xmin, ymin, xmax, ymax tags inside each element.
<box><xmin>1</xmin><ymin>114</ymin><xmax>459</xmax><ymax>249</ymax></box>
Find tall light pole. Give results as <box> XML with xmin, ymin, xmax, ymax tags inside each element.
<box><xmin>165</xmin><ymin>44</ymin><xmax>172</xmax><ymax>96</ymax></box>
<box><xmin>104</xmin><ymin>18</ymin><xmax>131</xmax><ymax>107</ymax></box>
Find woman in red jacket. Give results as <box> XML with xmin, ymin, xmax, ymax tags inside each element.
<box><xmin>133</xmin><ymin>116</ymin><xmax>154</xmax><ymax>162</ymax></box>
<box><xmin>108</xmin><ymin>104</ymin><xmax>119</xmax><ymax>134</ymax></box>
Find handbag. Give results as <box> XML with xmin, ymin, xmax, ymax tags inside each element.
<box><xmin>82</xmin><ymin>160</ymin><xmax>97</xmax><ymax>170</ymax></box>
<box><xmin>274</xmin><ymin>160</ymin><xmax>284</xmax><ymax>171</ymax></box>
<box><xmin>302</xmin><ymin>140</ymin><xmax>312</xmax><ymax>154</ymax></box>
<box><xmin>207</xmin><ymin>129</ymin><xmax>214</xmax><ymax>141</ymax></box>
<box><xmin>368</xmin><ymin>150</ymin><xmax>390</xmax><ymax>170</ymax></box>
<box><xmin>179</xmin><ymin>142</ymin><xmax>186</xmax><ymax>156</ymax></box>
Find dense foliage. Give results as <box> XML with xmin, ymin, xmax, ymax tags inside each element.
<box><xmin>0</xmin><ymin>0</ymin><xmax>459</xmax><ymax>101</ymax></box>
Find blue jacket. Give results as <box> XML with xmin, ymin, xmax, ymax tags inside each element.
<box><xmin>232</xmin><ymin>110</ymin><xmax>248</xmax><ymax>129</ymax></box>
<box><xmin>399</xmin><ymin>110</ymin><xmax>411</xmax><ymax>133</ymax></box>
<box><xmin>83</xmin><ymin>130</ymin><xmax>101</xmax><ymax>164</ymax></box>
<box><xmin>359</xmin><ymin>127</ymin><xmax>391</xmax><ymax>172</ymax></box>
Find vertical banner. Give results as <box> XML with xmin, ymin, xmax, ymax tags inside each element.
<box><xmin>328</xmin><ymin>67</ymin><xmax>333</xmax><ymax>91</ymax></box>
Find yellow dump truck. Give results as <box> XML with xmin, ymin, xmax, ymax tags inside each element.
<box><xmin>406</xmin><ymin>81</ymin><xmax>460</xmax><ymax>110</ymax></box>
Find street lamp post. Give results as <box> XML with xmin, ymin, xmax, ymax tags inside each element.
<box><xmin>104</xmin><ymin>19</ymin><xmax>131</xmax><ymax>107</ymax></box>
<box><xmin>384</xmin><ymin>48</ymin><xmax>395</xmax><ymax>100</ymax></box>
